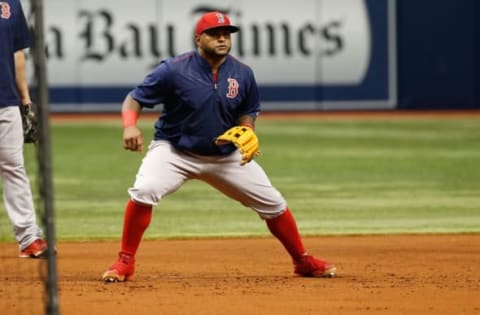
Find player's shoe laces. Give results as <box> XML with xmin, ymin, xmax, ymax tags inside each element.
<box><xmin>294</xmin><ymin>254</ymin><xmax>336</xmax><ymax>278</ymax></box>
<box><xmin>19</xmin><ymin>239</ymin><xmax>47</xmax><ymax>258</ymax></box>
<box><xmin>102</xmin><ymin>252</ymin><xmax>135</xmax><ymax>282</ymax></box>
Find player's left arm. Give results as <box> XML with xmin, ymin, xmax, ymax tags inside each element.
<box><xmin>236</xmin><ymin>67</ymin><xmax>260</xmax><ymax>131</ymax></box>
<box><xmin>238</xmin><ymin>114</ymin><xmax>256</xmax><ymax>130</ymax></box>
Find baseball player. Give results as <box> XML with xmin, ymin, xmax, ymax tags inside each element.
<box><xmin>0</xmin><ymin>0</ymin><xmax>47</xmax><ymax>258</ymax></box>
<box><xmin>102</xmin><ymin>11</ymin><xmax>336</xmax><ymax>282</ymax></box>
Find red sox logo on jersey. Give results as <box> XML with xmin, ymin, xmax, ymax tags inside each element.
<box><xmin>226</xmin><ymin>78</ymin><xmax>239</xmax><ymax>98</ymax></box>
<box><xmin>0</xmin><ymin>2</ymin><xmax>11</xmax><ymax>19</ymax></box>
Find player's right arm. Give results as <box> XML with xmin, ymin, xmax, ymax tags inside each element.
<box><xmin>122</xmin><ymin>94</ymin><xmax>144</xmax><ymax>153</ymax></box>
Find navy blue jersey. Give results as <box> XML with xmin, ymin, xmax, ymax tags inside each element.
<box><xmin>131</xmin><ymin>51</ymin><xmax>261</xmax><ymax>156</ymax></box>
<box><xmin>0</xmin><ymin>0</ymin><xmax>31</xmax><ymax>107</ymax></box>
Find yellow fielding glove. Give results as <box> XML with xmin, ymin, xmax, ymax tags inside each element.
<box><xmin>215</xmin><ymin>126</ymin><xmax>260</xmax><ymax>165</ymax></box>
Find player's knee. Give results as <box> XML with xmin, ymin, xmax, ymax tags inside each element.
<box><xmin>128</xmin><ymin>186</ymin><xmax>160</xmax><ymax>206</ymax></box>
<box><xmin>254</xmin><ymin>205</ymin><xmax>286</xmax><ymax>220</ymax></box>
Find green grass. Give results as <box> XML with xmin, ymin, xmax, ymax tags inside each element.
<box><xmin>1</xmin><ymin>117</ymin><xmax>479</xmax><ymax>241</ymax></box>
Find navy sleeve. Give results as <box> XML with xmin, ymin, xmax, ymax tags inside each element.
<box><xmin>130</xmin><ymin>61</ymin><xmax>172</xmax><ymax>108</ymax></box>
<box><xmin>237</xmin><ymin>67</ymin><xmax>261</xmax><ymax>118</ymax></box>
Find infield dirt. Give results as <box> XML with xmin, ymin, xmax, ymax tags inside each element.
<box><xmin>1</xmin><ymin>234</ymin><xmax>479</xmax><ymax>315</ymax></box>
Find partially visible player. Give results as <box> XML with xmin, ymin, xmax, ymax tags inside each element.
<box><xmin>102</xmin><ymin>11</ymin><xmax>336</xmax><ymax>281</ymax></box>
<box><xmin>0</xmin><ymin>0</ymin><xmax>47</xmax><ymax>258</ymax></box>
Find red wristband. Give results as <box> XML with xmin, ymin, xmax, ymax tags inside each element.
<box><xmin>122</xmin><ymin>110</ymin><xmax>138</xmax><ymax>128</ymax></box>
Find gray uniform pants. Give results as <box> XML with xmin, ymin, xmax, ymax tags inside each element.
<box><xmin>0</xmin><ymin>106</ymin><xmax>42</xmax><ymax>250</ymax></box>
<box><xmin>128</xmin><ymin>140</ymin><xmax>287</xmax><ymax>219</ymax></box>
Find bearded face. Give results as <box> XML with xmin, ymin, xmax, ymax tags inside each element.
<box><xmin>196</xmin><ymin>28</ymin><xmax>232</xmax><ymax>61</ymax></box>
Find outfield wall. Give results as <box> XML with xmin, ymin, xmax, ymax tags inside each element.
<box><xmin>22</xmin><ymin>0</ymin><xmax>479</xmax><ymax>112</ymax></box>
<box><xmin>396</xmin><ymin>0</ymin><xmax>479</xmax><ymax>110</ymax></box>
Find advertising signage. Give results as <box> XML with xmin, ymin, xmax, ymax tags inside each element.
<box><xmin>24</xmin><ymin>0</ymin><xmax>396</xmax><ymax>111</ymax></box>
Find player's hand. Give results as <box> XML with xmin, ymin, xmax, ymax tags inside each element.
<box><xmin>123</xmin><ymin>126</ymin><xmax>144</xmax><ymax>153</ymax></box>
